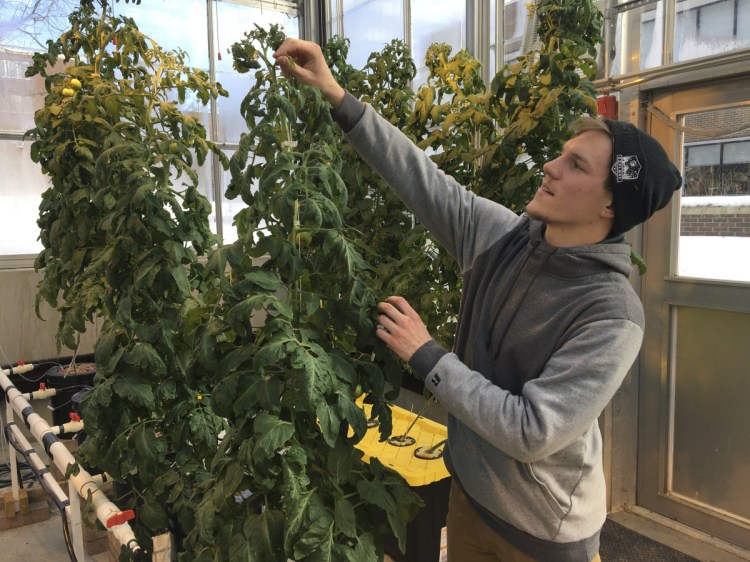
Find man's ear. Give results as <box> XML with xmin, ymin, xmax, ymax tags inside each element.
<box><xmin>602</xmin><ymin>199</ymin><xmax>615</xmax><ymax>219</ymax></box>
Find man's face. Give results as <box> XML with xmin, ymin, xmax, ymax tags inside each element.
<box><xmin>526</xmin><ymin>130</ymin><xmax>613</xmax><ymax>236</ymax></box>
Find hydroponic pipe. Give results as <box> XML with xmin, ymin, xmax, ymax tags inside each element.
<box><xmin>50</xmin><ymin>420</ymin><xmax>85</xmax><ymax>436</ymax></box>
<box><xmin>4</xmin><ymin>421</ymin><xmax>70</xmax><ymax>509</ymax></box>
<box><xmin>1</xmin><ymin>363</ymin><xmax>142</xmax><ymax>557</ymax></box>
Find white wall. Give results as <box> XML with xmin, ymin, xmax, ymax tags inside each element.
<box><xmin>0</xmin><ymin>268</ymin><xmax>97</xmax><ymax>364</ymax></box>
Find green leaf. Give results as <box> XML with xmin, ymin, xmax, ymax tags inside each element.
<box><xmin>171</xmin><ymin>265</ymin><xmax>192</xmax><ymax>294</ymax></box>
<box><xmin>229</xmin><ymin>531</ymin><xmax>252</xmax><ymax>562</ymax></box>
<box><xmin>253</xmin><ymin>337</ymin><xmax>291</xmax><ymax>370</ymax></box>
<box><xmin>356</xmin><ymin>475</ymin><xmax>397</xmax><ymax>513</ymax></box>
<box><xmin>123</xmin><ymin>342</ymin><xmax>167</xmax><ymax>376</ymax></box>
<box><xmin>244</xmin><ymin>509</ymin><xmax>285</xmax><ymax>562</ymax></box>
<box><xmin>245</xmin><ymin>268</ymin><xmax>283</xmax><ymax>291</ymax></box>
<box><xmin>353</xmin><ymin>533</ymin><xmax>378</xmax><ymax>562</ymax></box>
<box><xmin>292</xmin><ymin>511</ymin><xmax>334</xmax><ymax>561</ymax></box>
<box><xmin>337</xmin><ymin>392</ymin><xmax>367</xmax><ymax>441</ymax></box>
<box><xmin>315</xmin><ymin>402</ymin><xmax>341</xmax><ymax>448</ymax></box>
<box><xmin>138</xmin><ymin>491</ymin><xmax>168</xmax><ymax>531</ymax></box>
<box><xmin>112</xmin><ymin>374</ymin><xmax>155</xmax><ymax>410</ymax></box>
<box><xmin>334</xmin><ymin>496</ymin><xmax>357</xmax><ymax>538</ymax></box>
<box><xmin>253</xmin><ymin>412</ymin><xmax>295</xmax><ymax>459</ymax></box>
<box><xmin>131</xmin><ymin>422</ymin><xmax>167</xmax><ymax>478</ymax></box>
<box><xmin>326</xmin><ymin>439</ymin><xmax>355</xmax><ymax>487</ymax></box>
<box><xmin>218</xmin><ymin>346</ymin><xmax>256</xmax><ymax>378</ymax></box>
<box><xmin>222</xmin><ymin>461</ymin><xmax>246</xmax><ymax>499</ymax></box>
<box><xmin>283</xmin><ymin>487</ymin><xmax>316</xmax><ymax>552</ymax></box>
<box><xmin>211</xmin><ymin>373</ymin><xmax>239</xmax><ymax>417</ymax></box>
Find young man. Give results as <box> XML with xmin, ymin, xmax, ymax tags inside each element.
<box><xmin>273</xmin><ymin>38</ymin><xmax>681</xmax><ymax>562</ymax></box>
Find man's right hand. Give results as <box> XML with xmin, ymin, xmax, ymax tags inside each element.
<box><xmin>273</xmin><ymin>38</ymin><xmax>346</xmax><ymax>109</ymax></box>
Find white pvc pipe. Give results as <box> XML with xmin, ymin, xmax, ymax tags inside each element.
<box><xmin>5</xmin><ymin>422</ymin><xmax>69</xmax><ymax>507</ymax></box>
<box><xmin>1</xmin><ymin>363</ymin><xmax>141</xmax><ymax>556</ymax></box>
<box><xmin>23</xmin><ymin>387</ymin><xmax>58</xmax><ymax>401</ymax></box>
<box><xmin>50</xmin><ymin>420</ymin><xmax>85</xmax><ymax>436</ymax></box>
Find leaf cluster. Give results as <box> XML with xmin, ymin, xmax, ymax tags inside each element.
<box><xmin>27</xmin><ymin>2</ymin><xmax>227</xmax><ymax>351</ymax></box>
<box><xmin>484</xmin><ymin>0</ymin><xmax>603</xmax><ymax>208</ymax></box>
<box><xmin>173</xmin><ymin>25</ymin><xmax>422</xmax><ymax>561</ymax></box>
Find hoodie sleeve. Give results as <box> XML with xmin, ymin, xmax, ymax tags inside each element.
<box><xmin>421</xmin><ymin>318</ymin><xmax>643</xmax><ymax>462</ymax></box>
<box><xmin>334</xmin><ymin>93</ymin><xmax>521</xmax><ymax>270</ymax></box>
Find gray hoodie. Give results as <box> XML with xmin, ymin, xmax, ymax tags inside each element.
<box><xmin>334</xmin><ymin>94</ymin><xmax>644</xmax><ymax>561</ymax></box>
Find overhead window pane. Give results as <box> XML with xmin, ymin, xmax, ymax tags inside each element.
<box><xmin>0</xmin><ymin>1</ymin><xmax>76</xmax><ymax>52</ymax></box>
<box><xmin>214</xmin><ymin>3</ymin><xmax>300</xmax><ymax>144</ymax></box>
<box><xmin>504</xmin><ymin>0</ymin><xmax>529</xmax><ymax>63</ymax></box>
<box><xmin>675</xmin><ymin>0</ymin><xmax>750</xmax><ymax>63</ymax></box>
<box><xmin>342</xmin><ymin>0</ymin><xmax>404</xmax><ymax>69</ymax></box>
<box><xmin>116</xmin><ymin>0</ymin><xmax>210</xmax><ymax>69</ymax></box>
<box><xmin>611</xmin><ymin>2</ymin><xmax>664</xmax><ymax>76</ymax></box>
<box><xmin>412</xmin><ymin>0</ymin><xmax>466</xmax><ymax>87</ymax></box>
<box><xmin>0</xmin><ymin>1</ymin><xmax>299</xmax><ymax>259</ymax></box>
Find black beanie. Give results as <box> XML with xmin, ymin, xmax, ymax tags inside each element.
<box><xmin>603</xmin><ymin>119</ymin><xmax>683</xmax><ymax>236</ymax></box>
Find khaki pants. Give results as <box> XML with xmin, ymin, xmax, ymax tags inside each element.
<box><xmin>446</xmin><ymin>483</ymin><xmax>602</xmax><ymax>562</ymax></box>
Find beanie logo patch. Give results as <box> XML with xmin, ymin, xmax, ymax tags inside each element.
<box><xmin>611</xmin><ymin>154</ymin><xmax>642</xmax><ymax>184</ymax></box>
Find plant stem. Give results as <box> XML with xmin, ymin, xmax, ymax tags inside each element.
<box><xmin>400</xmin><ymin>396</ymin><xmax>434</xmax><ymax>438</ymax></box>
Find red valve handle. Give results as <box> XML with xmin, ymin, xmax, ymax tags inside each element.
<box><xmin>106</xmin><ymin>510</ymin><xmax>135</xmax><ymax>528</ymax></box>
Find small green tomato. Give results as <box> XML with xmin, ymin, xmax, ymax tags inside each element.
<box><xmin>352</xmin><ymin>384</ymin><xmax>364</xmax><ymax>399</ymax></box>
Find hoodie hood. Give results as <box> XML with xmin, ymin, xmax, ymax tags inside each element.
<box><xmin>456</xmin><ymin>215</ymin><xmax>640</xmax><ymax>372</ymax></box>
<box><xmin>528</xmin><ymin>219</ymin><xmax>634</xmax><ymax>279</ymax></box>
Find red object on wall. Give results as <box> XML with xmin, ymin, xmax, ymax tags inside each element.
<box><xmin>597</xmin><ymin>95</ymin><xmax>618</xmax><ymax>119</ymax></box>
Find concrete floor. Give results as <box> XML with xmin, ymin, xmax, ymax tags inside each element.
<box><xmin>0</xmin><ymin>508</ymin><xmax>109</xmax><ymax>562</ymax></box>
<box><xmin>0</xmin><ymin>510</ymin><xmax>398</xmax><ymax>562</ymax></box>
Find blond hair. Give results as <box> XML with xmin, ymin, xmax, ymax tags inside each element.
<box><xmin>571</xmin><ymin>115</ymin><xmax>612</xmax><ymax>137</ymax></box>
<box><xmin>571</xmin><ymin>116</ymin><xmax>613</xmax><ymax>192</ymax></box>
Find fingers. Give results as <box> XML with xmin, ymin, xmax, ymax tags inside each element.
<box><xmin>271</xmin><ymin>38</ymin><xmax>346</xmax><ymax>108</ymax></box>
<box><xmin>377</xmin><ymin>296</ymin><xmax>419</xmax><ymax>324</ymax></box>
<box><xmin>272</xmin><ymin>37</ymin><xmax>312</xmax><ymax>61</ymax></box>
<box><xmin>375</xmin><ymin>296</ymin><xmax>431</xmax><ymax>362</ymax></box>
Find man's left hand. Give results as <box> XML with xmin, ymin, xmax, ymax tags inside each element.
<box><xmin>376</xmin><ymin>296</ymin><xmax>432</xmax><ymax>362</ymax></box>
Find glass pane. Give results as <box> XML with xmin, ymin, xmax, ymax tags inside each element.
<box><xmin>672</xmin><ymin>306</ymin><xmax>750</xmax><ymax>523</ymax></box>
<box><xmin>214</xmin><ymin>3</ymin><xmax>300</xmax><ymax>144</ymax></box>
<box><xmin>724</xmin><ymin>140</ymin><xmax>750</xmax><ymax>165</ymax></box>
<box><xmin>342</xmin><ymin>0</ymin><xmax>404</xmax><ymax>69</ymax></box>
<box><xmin>0</xmin><ymin>51</ymin><xmax>68</xmax><ymax>133</ymax></box>
<box><xmin>0</xmin><ymin>138</ymin><xmax>47</xmax><ymax>255</ymax></box>
<box><xmin>117</xmin><ymin>0</ymin><xmax>210</xmax><ymax>70</ymax></box>
<box><xmin>329</xmin><ymin>0</ymin><xmax>343</xmax><ymax>38</ymax></box>
<box><xmin>678</xmin><ymin>107</ymin><xmax>750</xmax><ymax>283</ymax></box>
<box><xmin>0</xmin><ymin>1</ymin><xmax>77</xmax><ymax>52</ymax></box>
<box><xmin>611</xmin><ymin>1</ymin><xmax>663</xmax><ymax>76</ymax></box>
<box><xmin>503</xmin><ymin>0</ymin><xmax>527</xmax><ymax>63</ymax></box>
<box><xmin>412</xmin><ymin>0</ymin><xmax>466</xmax><ymax>87</ymax></box>
<box><xmin>675</xmin><ymin>0</ymin><xmax>750</xmax><ymax>63</ymax></box>
<box><xmin>686</xmin><ymin>144</ymin><xmax>720</xmax><ymax>167</ymax></box>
